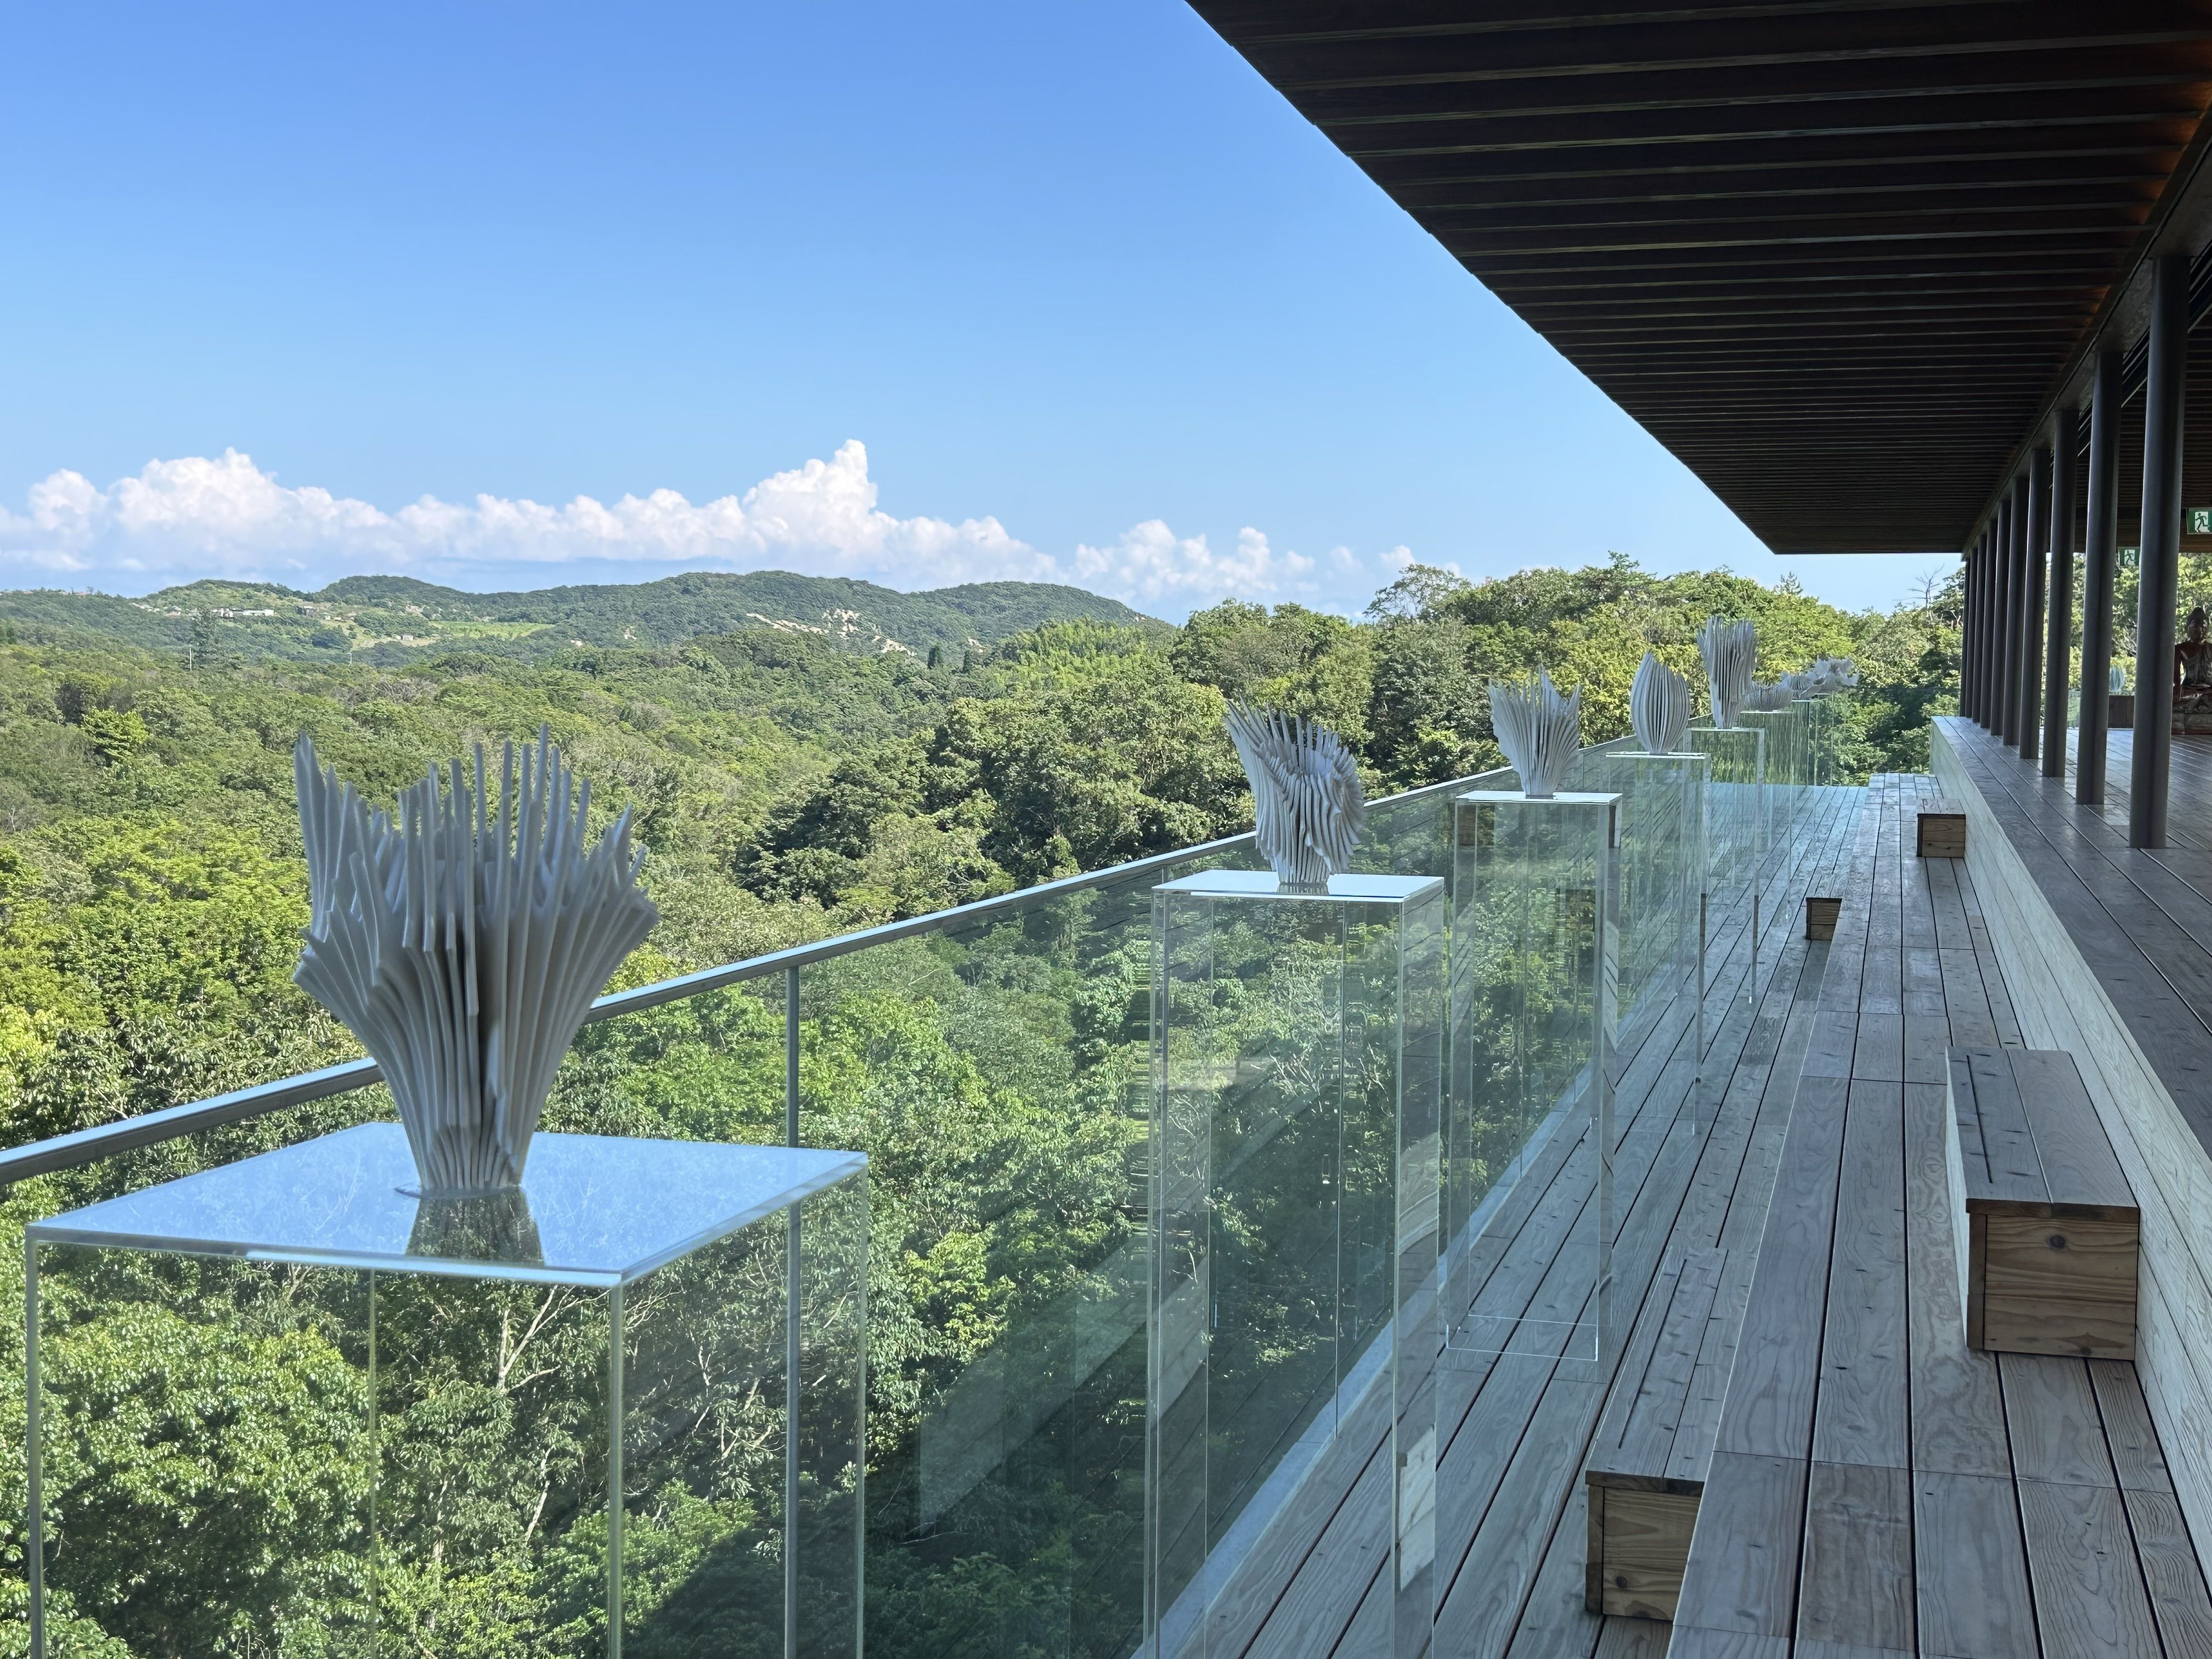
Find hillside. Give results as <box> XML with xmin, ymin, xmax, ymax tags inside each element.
<box><xmin>0</xmin><ymin>569</ymin><xmax>1168</xmax><ymax>664</ymax></box>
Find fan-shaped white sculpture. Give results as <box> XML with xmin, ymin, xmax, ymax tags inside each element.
<box><xmin>1224</xmin><ymin>703</ymin><xmax>1366</xmax><ymax>890</ymax></box>
<box><xmin>1490</xmin><ymin>670</ymin><xmax>1583</xmax><ymax>799</ymax></box>
<box><xmin>1802</xmin><ymin>656</ymin><xmax>1858</xmax><ymax>695</ymax></box>
<box><xmin>294</xmin><ymin>727</ymin><xmax>660</xmax><ymax>1196</ymax></box>
<box><xmin>2112</xmin><ymin>663</ymin><xmax>2129</xmax><ymax>693</ymax></box>
<box><xmin>1697</xmin><ymin>617</ymin><xmax>1758</xmax><ymax>727</ymax></box>
<box><xmin>1630</xmin><ymin>652</ymin><xmax>1692</xmax><ymax>754</ymax></box>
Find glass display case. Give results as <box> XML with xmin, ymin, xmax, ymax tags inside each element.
<box><xmin>26</xmin><ymin>1123</ymin><xmax>867</xmax><ymax>1659</ymax></box>
<box><xmin>1595</xmin><ymin>750</ymin><xmax>1707</xmax><ymax>1090</ymax></box>
<box><xmin>1444</xmin><ymin>791</ymin><xmax>1619</xmax><ymax>1377</ymax></box>
<box><xmin>1147</xmin><ymin>870</ymin><xmax>1444</xmax><ymax>1659</ymax></box>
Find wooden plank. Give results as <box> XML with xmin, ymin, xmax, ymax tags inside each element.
<box><xmin>1901</xmin><ymin>1013</ymin><xmax>1950</xmax><ymax>1084</ymax></box>
<box><xmin>1812</xmin><ymin>1080</ymin><xmax>1910</xmax><ymax>1471</ymax></box>
<box><xmin>2008</xmin><ymin>1048</ymin><xmax>2138</xmax><ymax>1214</ymax></box>
<box><xmin>2000</xmin><ymin>1355</ymin><xmax>2118</xmax><ymax>1489</ymax></box>
<box><xmin>1912</xmin><ymin>1470</ymin><xmax>2038</xmax><ymax>1659</ymax></box>
<box><xmin>1661</xmin><ymin>1630</ymin><xmax>1790</xmax><ymax>1658</ymax></box>
<box><xmin>1714</xmin><ymin>1075</ymin><xmax>1844</xmax><ymax>1460</ymax></box>
<box><xmin>1980</xmin><ymin>1211</ymin><xmax>2138</xmax><ymax>1358</ymax></box>
<box><xmin>1587</xmin><ymin>1250</ymin><xmax>1726</xmax><ymax>1484</ymax></box>
<box><xmin>1588</xmin><ymin>1486</ymin><xmax>1700</xmax><ymax>1620</ymax></box>
<box><xmin>1671</xmin><ymin>1452</ymin><xmax>1805</xmax><ymax>1639</ymax></box>
<box><xmin>1956</xmin><ymin>1045</ymin><xmax>2048</xmax><ymax>1206</ymax></box>
<box><xmin>2124</xmin><ymin>1486</ymin><xmax>2212</xmax><ymax>1659</ymax></box>
<box><xmin>1794</xmin><ymin>1460</ymin><xmax>1912</xmax><ymax>1651</ymax></box>
<box><xmin>2090</xmin><ymin>1358</ymin><xmax>2175</xmax><ymax>1493</ymax></box>
<box><xmin>2018</xmin><ymin>1477</ymin><xmax>2164</xmax><ymax>1658</ymax></box>
<box><xmin>1903</xmin><ymin>1079</ymin><xmax>2010</xmax><ymax>1477</ymax></box>
<box><xmin>1849</xmin><ymin>1013</ymin><xmax>1903</xmax><ymax>1082</ymax></box>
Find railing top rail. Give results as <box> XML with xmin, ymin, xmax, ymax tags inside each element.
<box><xmin>0</xmin><ymin>758</ymin><xmax>1520</xmax><ymax>1186</ymax></box>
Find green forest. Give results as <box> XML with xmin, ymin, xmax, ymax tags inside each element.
<box><xmin>0</xmin><ymin>558</ymin><xmax>1959</xmax><ymax>1657</ymax></box>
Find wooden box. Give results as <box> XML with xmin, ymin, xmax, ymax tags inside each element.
<box><xmin>2110</xmin><ymin>692</ymin><xmax>2135</xmax><ymax>730</ymax></box>
<box><xmin>1805</xmin><ymin>896</ymin><xmax>1841</xmax><ymax>941</ymax></box>
<box><xmin>1946</xmin><ymin>1047</ymin><xmax>2138</xmax><ymax>1358</ymax></box>
<box><xmin>1917</xmin><ymin>808</ymin><xmax>1967</xmax><ymax>859</ymax></box>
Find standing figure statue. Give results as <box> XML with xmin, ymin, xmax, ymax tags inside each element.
<box><xmin>2176</xmin><ymin>606</ymin><xmax>2212</xmax><ymax>732</ymax></box>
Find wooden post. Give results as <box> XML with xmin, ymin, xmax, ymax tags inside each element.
<box><xmin>2132</xmin><ymin>255</ymin><xmax>2187</xmax><ymax>849</ymax></box>
<box><xmin>2044</xmin><ymin>409</ymin><xmax>2080</xmax><ymax>777</ymax></box>
<box><xmin>2020</xmin><ymin>446</ymin><xmax>2050</xmax><ymax>763</ymax></box>
<box><xmin>2079</xmin><ymin>350</ymin><xmax>2121</xmax><ymax>806</ymax></box>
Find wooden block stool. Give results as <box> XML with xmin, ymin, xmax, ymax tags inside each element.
<box><xmin>1584</xmin><ymin>1249</ymin><xmax>1729</xmax><ymax>1620</ymax></box>
<box><xmin>1944</xmin><ymin>1046</ymin><xmax>2138</xmax><ymax>1358</ymax></box>
<box><xmin>1804</xmin><ymin>896</ymin><xmax>1841</xmax><ymax>940</ymax></box>
<box><xmin>1917</xmin><ymin>804</ymin><xmax>1967</xmax><ymax>859</ymax></box>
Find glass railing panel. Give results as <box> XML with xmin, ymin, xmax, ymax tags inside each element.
<box><xmin>797</xmin><ymin>860</ymin><xmax>1215</xmax><ymax>1659</ymax></box>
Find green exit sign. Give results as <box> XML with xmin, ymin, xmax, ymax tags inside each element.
<box><xmin>2192</xmin><ymin>508</ymin><xmax>2212</xmax><ymax>535</ymax></box>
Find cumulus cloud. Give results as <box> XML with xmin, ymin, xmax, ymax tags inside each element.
<box><xmin>0</xmin><ymin>441</ymin><xmax>1404</xmax><ymax>616</ymax></box>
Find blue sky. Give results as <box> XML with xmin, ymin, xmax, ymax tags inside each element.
<box><xmin>0</xmin><ymin>1</ymin><xmax>1945</xmax><ymax>618</ymax></box>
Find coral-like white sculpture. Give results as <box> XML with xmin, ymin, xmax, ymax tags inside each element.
<box><xmin>1489</xmin><ymin>670</ymin><xmax>1582</xmax><ymax>799</ymax></box>
<box><xmin>1223</xmin><ymin>703</ymin><xmax>1366</xmax><ymax>890</ymax></box>
<box><xmin>294</xmin><ymin>727</ymin><xmax>660</xmax><ymax>1195</ymax></box>
<box><xmin>1630</xmin><ymin>652</ymin><xmax>1691</xmax><ymax>754</ymax></box>
<box><xmin>1697</xmin><ymin>617</ymin><xmax>1758</xmax><ymax>727</ymax></box>
<box><xmin>2111</xmin><ymin>663</ymin><xmax>2129</xmax><ymax>693</ymax></box>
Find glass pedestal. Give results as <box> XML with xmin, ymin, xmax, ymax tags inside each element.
<box><xmin>1686</xmin><ymin>724</ymin><xmax>1768</xmax><ymax>1051</ymax></box>
<box><xmin>26</xmin><ymin>1124</ymin><xmax>867</xmax><ymax>1659</ymax></box>
<box><xmin>1740</xmin><ymin>708</ymin><xmax>1804</xmax><ymax>830</ymax></box>
<box><xmin>1147</xmin><ymin>871</ymin><xmax>1444</xmax><ymax>1659</ymax></box>
<box><xmin>1444</xmin><ymin>792</ymin><xmax>1618</xmax><ymax>1376</ymax></box>
<box><xmin>1603</xmin><ymin>751</ymin><xmax>1709</xmax><ymax>1119</ymax></box>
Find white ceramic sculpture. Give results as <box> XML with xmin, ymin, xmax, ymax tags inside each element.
<box><xmin>294</xmin><ymin>727</ymin><xmax>660</xmax><ymax>1195</ymax></box>
<box><xmin>1697</xmin><ymin>617</ymin><xmax>1758</xmax><ymax>727</ymax></box>
<box><xmin>1223</xmin><ymin>703</ymin><xmax>1366</xmax><ymax>890</ymax></box>
<box><xmin>1630</xmin><ymin>652</ymin><xmax>1692</xmax><ymax>754</ymax></box>
<box><xmin>1489</xmin><ymin>670</ymin><xmax>1582</xmax><ymax>799</ymax></box>
<box><xmin>1802</xmin><ymin>656</ymin><xmax>1858</xmax><ymax>695</ymax></box>
<box><xmin>2112</xmin><ymin>663</ymin><xmax>2129</xmax><ymax>693</ymax></box>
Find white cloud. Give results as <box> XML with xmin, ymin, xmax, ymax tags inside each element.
<box><xmin>0</xmin><ymin>441</ymin><xmax>1409</xmax><ymax>617</ymax></box>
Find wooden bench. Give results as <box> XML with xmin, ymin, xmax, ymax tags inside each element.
<box><xmin>1917</xmin><ymin>800</ymin><xmax>1967</xmax><ymax>857</ymax></box>
<box><xmin>1583</xmin><ymin>1248</ymin><xmax>1730</xmax><ymax>1620</ymax></box>
<box><xmin>1944</xmin><ymin>1046</ymin><xmax>2139</xmax><ymax>1358</ymax></box>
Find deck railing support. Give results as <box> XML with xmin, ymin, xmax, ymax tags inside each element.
<box><xmin>2021</xmin><ymin>447</ymin><xmax>2051</xmax><ymax>763</ymax></box>
<box><xmin>2044</xmin><ymin>409</ymin><xmax>2080</xmax><ymax>777</ymax></box>
<box><xmin>2000</xmin><ymin>477</ymin><xmax>2027</xmax><ymax>746</ymax></box>
<box><xmin>2079</xmin><ymin>351</ymin><xmax>2122</xmax><ymax>806</ymax></box>
<box><xmin>2132</xmin><ymin>255</ymin><xmax>2188</xmax><ymax>848</ymax></box>
<box><xmin>1968</xmin><ymin>532</ymin><xmax>1987</xmax><ymax>725</ymax></box>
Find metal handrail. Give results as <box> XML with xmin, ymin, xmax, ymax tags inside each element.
<box><xmin>0</xmin><ymin>760</ymin><xmax>1514</xmax><ymax>1185</ymax></box>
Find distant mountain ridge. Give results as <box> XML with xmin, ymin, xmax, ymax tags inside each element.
<box><xmin>0</xmin><ymin>569</ymin><xmax>1168</xmax><ymax>663</ymax></box>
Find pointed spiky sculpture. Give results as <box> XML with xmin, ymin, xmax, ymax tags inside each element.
<box><xmin>1630</xmin><ymin>652</ymin><xmax>1691</xmax><ymax>754</ymax></box>
<box><xmin>1697</xmin><ymin>617</ymin><xmax>1758</xmax><ymax>728</ymax></box>
<box><xmin>1489</xmin><ymin>670</ymin><xmax>1583</xmax><ymax>799</ymax></box>
<box><xmin>294</xmin><ymin>727</ymin><xmax>659</xmax><ymax>1195</ymax></box>
<box><xmin>1223</xmin><ymin>703</ymin><xmax>1366</xmax><ymax>890</ymax></box>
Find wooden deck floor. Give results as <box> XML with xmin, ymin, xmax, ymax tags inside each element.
<box><xmin>1666</xmin><ymin>771</ymin><xmax>2212</xmax><ymax>1659</ymax></box>
<box><xmin>1207</xmin><ymin>758</ymin><xmax>2212</xmax><ymax>1658</ymax></box>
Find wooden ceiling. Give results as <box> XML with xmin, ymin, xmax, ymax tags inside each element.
<box><xmin>1188</xmin><ymin>0</ymin><xmax>2212</xmax><ymax>554</ymax></box>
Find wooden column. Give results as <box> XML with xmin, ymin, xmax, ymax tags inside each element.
<box><xmin>1971</xmin><ymin>532</ymin><xmax>1990</xmax><ymax>724</ymax></box>
<box><xmin>2020</xmin><ymin>447</ymin><xmax>2050</xmax><ymax>764</ymax></box>
<box><xmin>2132</xmin><ymin>255</ymin><xmax>2188</xmax><ymax>849</ymax></box>
<box><xmin>2079</xmin><ymin>349</ymin><xmax>2122</xmax><ymax>806</ymax></box>
<box><xmin>1996</xmin><ymin>490</ymin><xmax>2019</xmax><ymax>743</ymax></box>
<box><xmin>2003</xmin><ymin>477</ymin><xmax>2030</xmax><ymax>747</ymax></box>
<box><xmin>2044</xmin><ymin>408</ymin><xmax>2081</xmax><ymax>777</ymax></box>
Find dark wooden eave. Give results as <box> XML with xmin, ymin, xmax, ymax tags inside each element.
<box><xmin>1188</xmin><ymin>0</ymin><xmax>2212</xmax><ymax>554</ymax></box>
